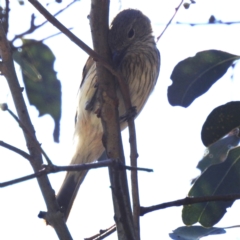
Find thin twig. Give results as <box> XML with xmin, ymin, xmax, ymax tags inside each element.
<box><xmin>124</xmin><ymin>164</ymin><xmax>152</xmax><ymax>172</ymax></box>
<box><xmin>81</xmin><ymin>194</ymin><xmax>240</xmax><ymax>239</ymax></box>
<box><xmin>156</xmin><ymin>0</ymin><xmax>184</xmax><ymax>42</ymax></box>
<box><xmin>140</xmin><ymin>194</ymin><xmax>240</xmax><ymax>216</ymax></box>
<box><xmin>12</xmin><ymin>28</ymin><xmax>74</xmax><ymax>51</ymax></box>
<box><xmin>6</xmin><ymin>107</ymin><xmax>53</xmax><ymax>165</ymax></box>
<box><xmin>12</xmin><ymin>0</ymin><xmax>78</xmax><ymax>43</ymax></box>
<box><xmin>28</xmin><ymin>0</ymin><xmax>103</xmax><ymax>59</ymax></box>
<box><xmin>0</xmin><ymin>159</ymin><xmax>152</xmax><ymax>188</ymax></box>
<box><xmin>52</xmin><ymin>0</ymin><xmax>79</xmax><ymax>18</ymax></box>
<box><xmin>39</xmin><ymin>28</ymin><xmax>73</xmax><ymax>42</ymax></box>
<box><xmin>85</xmin><ymin>224</ymin><xmax>116</xmax><ymax>240</ymax></box>
<box><xmin>0</xmin><ymin>140</ymin><xmax>32</xmax><ymax>161</ymax></box>
<box><xmin>176</xmin><ymin>20</ymin><xmax>240</xmax><ymax>26</ymax></box>
<box><xmin>0</xmin><ymin>172</ymin><xmax>40</xmax><ymax>187</ymax></box>
<box><xmin>128</xmin><ymin>118</ymin><xmax>140</xmax><ymax>238</ymax></box>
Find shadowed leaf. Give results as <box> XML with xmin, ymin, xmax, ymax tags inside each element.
<box><xmin>13</xmin><ymin>39</ymin><xmax>61</xmax><ymax>142</ymax></box>
<box><xmin>169</xmin><ymin>226</ymin><xmax>226</xmax><ymax>240</ymax></box>
<box><xmin>191</xmin><ymin>132</ymin><xmax>240</xmax><ymax>184</ymax></box>
<box><xmin>168</xmin><ymin>50</ymin><xmax>240</xmax><ymax>107</ymax></box>
<box><xmin>182</xmin><ymin>147</ymin><xmax>240</xmax><ymax>227</ymax></box>
<box><xmin>201</xmin><ymin>101</ymin><xmax>240</xmax><ymax>146</ymax></box>
<box><xmin>198</xmin><ymin>132</ymin><xmax>240</xmax><ymax>172</ymax></box>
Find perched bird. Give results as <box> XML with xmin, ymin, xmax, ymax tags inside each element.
<box><xmin>57</xmin><ymin>9</ymin><xmax>160</xmax><ymax>220</ymax></box>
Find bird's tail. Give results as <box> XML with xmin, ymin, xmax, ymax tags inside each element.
<box><xmin>56</xmin><ymin>169</ymin><xmax>88</xmax><ymax>221</ymax></box>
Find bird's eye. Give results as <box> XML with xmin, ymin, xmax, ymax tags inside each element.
<box><xmin>128</xmin><ymin>28</ymin><xmax>135</xmax><ymax>38</ymax></box>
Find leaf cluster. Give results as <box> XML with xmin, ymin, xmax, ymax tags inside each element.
<box><xmin>168</xmin><ymin>49</ymin><xmax>240</xmax><ymax>229</ymax></box>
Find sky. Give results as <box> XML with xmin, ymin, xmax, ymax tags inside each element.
<box><xmin>0</xmin><ymin>0</ymin><xmax>240</xmax><ymax>239</ymax></box>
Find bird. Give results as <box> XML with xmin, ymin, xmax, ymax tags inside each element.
<box><xmin>56</xmin><ymin>9</ymin><xmax>160</xmax><ymax>221</ymax></box>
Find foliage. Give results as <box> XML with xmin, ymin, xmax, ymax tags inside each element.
<box><xmin>168</xmin><ymin>50</ymin><xmax>240</xmax><ymax>108</ymax></box>
<box><xmin>169</xmin><ymin>226</ymin><xmax>226</xmax><ymax>240</ymax></box>
<box><xmin>168</xmin><ymin>49</ymin><xmax>240</xmax><ymax>230</ymax></box>
<box><xmin>13</xmin><ymin>39</ymin><xmax>61</xmax><ymax>142</ymax></box>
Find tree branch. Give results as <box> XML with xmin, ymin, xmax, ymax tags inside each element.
<box><xmin>0</xmin><ymin>160</ymin><xmax>152</xmax><ymax>188</ymax></box>
<box><xmin>0</xmin><ymin>140</ymin><xmax>32</xmax><ymax>161</ymax></box>
<box><xmin>89</xmin><ymin>1</ymin><xmax>136</xmax><ymax>239</ymax></box>
<box><xmin>128</xmin><ymin>116</ymin><xmax>140</xmax><ymax>238</ymax></box>
<box><xmin>82</xmin><ymin>192</ymin><xmax>240</xmax><ymax>238</ymax></box>
<box><xmin>85</xmin><ymin>224</ymin><xmax>116</xmax><ymax>240</ymax></box>
<box><xmin>0</xmin><ymin>21</ymin><xmax>72</xmax><ymax>240</ymax></box>
<box><xmin>11</xmin><ymin>0</ymin><xmax>78</xmax><ymax>43</ymax></box>
<box><xmin>156</xmin><ymin>0</ymin><xmax>184</xmax><ymax>42</ymax></box>
<box><xmin>3</xmin><ymin>104</ymin><xmax>53</xmax><ymax>165</ymax></box>
<box><xmin>176</xmin><ymin>20</ymin><xmax>240</xmax><ymax>26</ymax></box>
<box><xmin>140</xmin><ymin>194</ymin><xmax>240</xmax><ymax>216</ymax></box>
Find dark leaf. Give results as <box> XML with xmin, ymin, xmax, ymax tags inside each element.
<box><xmin>168</xmin><ymin>50</ymin><xmax>240</xmax><ymax>107</ymax></box>
<box><xmin>13</xmin><ymin>39</ymin><xmax>61</xmax><ymax>142</ymax></box>
<box><xmin>169</xmin><ymin>226</ymin><xmax>225</xmax><ymax>240</ymax></box>
<box><xmin>182</xmin><ymin>147</ymin><xmax>240</xmax><ymax>227</ymax></box>
<box><xmin>198</xmin><ymin>132</ymin><xmax>239</xmax><ymax>172</ymax></box>
<box><xmin>191</xmin><ymin>132</ymin><xmax>240</xmax><ymax>184</ymax></box>
<box><xmin>202</xmin><ymin>102</ymin><xmax>240</xmax><ymax>146</ymax></box>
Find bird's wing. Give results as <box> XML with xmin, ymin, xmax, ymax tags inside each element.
<box><xmin>75</xmin><ymin>57</ymin><xmax>98</xmax><ymax>125</ymax></box>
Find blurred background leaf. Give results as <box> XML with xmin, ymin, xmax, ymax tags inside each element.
<box><xmin>169</xmin><ymin>225</ymin><xmax>226</xmax><ymax>240</ymax></box>
<box><xmin>13</xmin><ymin>39</ymin><xmax>62</xmax><ymax>142</ymax></box>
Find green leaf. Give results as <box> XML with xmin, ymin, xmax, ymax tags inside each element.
<box><xmin>182</xmin><ymin>147</ymin><xmax>240</xmax><ymax>227</ymax></box>
<box><xmin>169</xmin><ymin>226</ymin><xmax>226</xmax><ymax>240</ymax></box>
<box><xmin>197</xmin><ymin>132</ymin><xmax>240</xmax><ymax>172</ymax></box>
<box><xmin>168</xmin><ymin>50</ymin><xmax>240</xmax><ymax>107</ymax></box>
<box><xmin>13</xmin><ymin>39</ymin><xmax>61</xmax><ymax>142</ymax></box>
<box><xmin>191</xmin><ymin>133</ymin><xmax>239</xmax><ymax>184</ymax></box>
<box><xmin>201</xmin><ymin>101</ymin><xmax>240</xmax><ymax>146</ymax></box>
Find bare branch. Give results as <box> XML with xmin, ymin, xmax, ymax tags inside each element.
<box><xmin>12</xmin><ymin>0</ymin><xmax>78</xmax><ymax>43</ymax></box>
<box><xmin>89</xmin><ymin>1</ymin><xmax>136</xmax><ymax>239</ymax></box>
<box><xmin>5</xmin><ymin>105</ymin><xmax>53</xmax><ymax>165</ymax></box>
<box><xmin>28</xmin><ymin>0</ymin><xmax>102</xmax><ymax>60</ymax></box>
<box><xmin>0</xmin><ymin>160</ymin><xmax>153</xmax><ymax>188</ymax></box>
<box><xmin>176</xmin><ymin>20</ymin><xmax>240</xmax><ymax>26</ymax></box>
<box><xmin>39</xmin><ymin>28</ymin><xmax>73</xmax><ymax>42</ymax></box>
<box><xmin>128</xmin><ymin>117</ymin><xmax>140</xmax><ymax>238</ymax></box>
<box><xmin>82</xmin><ymin>192</ymin><xmax>240</xmax><ymax>238</ymax></box>
<box><xmin>85</xmin><ymin>224</ymin><xmax>116</xmax><ymax>240</ymax></box>
<box><xmin>12</xmin><ymin>28</ymin><xmax>73</xmax><ymax>52</ymax></box>
<box><xmin>0</xmin><ymin>21</ymin><xmax>72</xmax><ymax>240</ymax></box>
<box><xmin>156</xmin><ymin>0</ymin><xmax>184</xmax><ymax>42</ymax></box>
<box><xmin>140</xmin><ymin>194</ymin><xmax>240</xmax><ymax>216</ymax></box>
<box><xmin>0</xmin><ymin>140</ymin><xmax>32</xmax><ymax>161</ymax></box>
